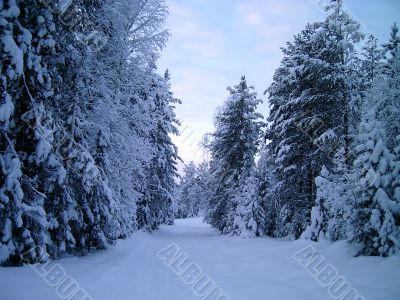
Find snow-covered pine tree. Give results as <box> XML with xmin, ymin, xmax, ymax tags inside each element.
<box><xmin>307</xmin><ymin>22</ymin><xmax>400</xmax><ymax>254</ymax></box>
<box><xmin>350</xmin><ymin>34</ymin><xmax>384</xmax><ymax>129</ymax></box>
<box><xmin>205</xmin><ymin>76</ymin><xmax>263</xmax><ymax>234</ymax></box>
<box><xmin>303</xmin><ymin>148</ymin><xmax>354</xmax><ymax>242</ymax></box>
<box><xmin>378</xmin><ymin>24</ymin><xmax>400</xmax><ymax>151</ymax></box>
<box><xmin>93</xmin><ymin>0</ymin><xmax>170</xmax><ymax>237</ymax></box>
<box><xmin>1</xmin><ymin>0</ymin><xmax>179</xmax><ymax>264</ymax></box>
<box><xmin>382</xmin><ymin>23</ymin><xmax>400</xmax><ymax>65</ymax></box>
<box><xmin>257</xmin><ymin>145</ymin><xmax>277</xmax><ymax>236</ymax></box>
<box><xmin>195</xmin><ymin>161</ymin><xmax>213</xmax><ymax>217</ymax></box>
<box><xmin>175</xmin><ymin>162</ymin><xmax>200</xmax><ymax>219</ymax></box>
<box><xmin>346</xmin><ymin>29</ymin><xmax>400</xmax><ymax>255</ymax></box>
<box><xmin>137</xmin><ymin>69</ymin><xmax>180</xmax><ymax>231</ymax></box>
<box><xmin>349</xmin><ymin>116</ymin><xmax>400</xmax><ymax>256</ymax></box>
<box><xmin>319</xmin><ymin>0</ymin><xmax>364</xmax><ymax>165</ymax></box>
<box><xmin>265</xmin><ymin>24</ymin><xmax>321</xmax><ymax>239</ymax></box>
<box><xmin>232</xmin><ymin>172</ymin><xmax>266</xmax><ymax>238</ymax></box>
<box><xmin>190</xmin><ymin>170</ymin><xmax>204</xmax><ymax>218</ymax></box>
<box><xmin>265</xmin><ymin>0</ymin><xmax>363</xmax><ymax>239</ymax></box>
<box><xmin>265</xmin><ymin>24</ymin><xmax>335</xmax><ymax>238</ymax></box>
<box><xmin>361</xmin><ymin>35</ymin><xmax>384</xmax><ymax>91</ymax></box>
<box><xmin>51</xmin><ymin>0</ymin><xmax>173</xmax><ymax>242</ymax></box>
<box><xmin>0</xmin><ymin>0</ymin><xmax>70</xmax><ymax>265</ymax></box>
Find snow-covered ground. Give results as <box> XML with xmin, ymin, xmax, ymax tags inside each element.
<box><xmin>0</xmin><ymin>218</ymin><xmax>399</xmax><ymax>300</ymax></box>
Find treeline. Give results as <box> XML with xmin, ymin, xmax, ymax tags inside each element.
<box><xmin>179</xmin><ymin>1</ymin><xmax>400</xmax><ymax>256</ymax></box>
<box><xmin>0</xmin><ymin>0</ymin><xmax>179</xmax><ymax>265</ymax></box>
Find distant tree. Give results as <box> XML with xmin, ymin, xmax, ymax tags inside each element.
<box><xmin>382</xmin><ymin>23</ymin><xmax>400</xmax><ymax>62</ymax></box>
<box><xmin>175</xmin><ymin>162</ymin><xmax>202</xmax><ymax>218</ymax></box>
<box><xmin>205</xmin><ymin>76</ymin><xmax>263</xmax><ymax>234</ymax></box>
<box><xmin>361</xmin><ymin>35</ymin><xmax>384</xmax><ymax>89</ymax></box>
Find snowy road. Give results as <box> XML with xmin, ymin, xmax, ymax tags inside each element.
<box><xmin>0</xmin><ymin>218</ymin><xmax>399</xmax><ymax>300</ymax></box>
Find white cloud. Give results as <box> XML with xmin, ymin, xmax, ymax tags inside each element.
<box><xmin>243</xmin><ymin>12</ymin><xmax>263</xmax><ymax>26</ymax></box>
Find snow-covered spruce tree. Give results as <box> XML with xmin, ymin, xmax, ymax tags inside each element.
<box><xmin>189</xmin><ymin>166</ymin><xmax>205</xmax><ymax>218</ymax></box>
<box><xmin>303</xmin><ymin>148</ymin><xmax>354</xmax><ymax>242</ymax></box>
<box><xmin>302</xmin><ymin>167</ymin><xmax>330</xmax><ymax>242</ymax></box>
<box><xmin>361</xmin><ymin>34</ymin><xmax>384</xmax><ymax>91</ymax></box>
<box><xmin>348</xmin><ymin>115</ymin><xmax>400</xmax><ymax>256</ymax></box>
<box><xmin>350</xmin><ymin>34</ymin><xmax>384</xmax><ymax>129</ymax></box>
<box><xmin>137</xmin><ymin>69</ymin><xmax>180</xmax><ymax>232</ymax></box>
<box><xmin>179</xmin><ymin>160</ymin><xmax>214</xmax><ymax>219</ymax></box>
<box><xmin>265</xmin><ymin>24</ymin><xmax>335</xmax><ymax>239</ymax></box>
<box><xmin>1</xmin><ymin>0</ymin><xmax>178</xmax><ymax>264</ymax></box>
<box><xmin>377</xmin><ymin>24</ymin><xmax>400</xmax><ymax>151</ymax></box>
<box><xmin>91</xmin><ymin>0</ymin><xmax>170</xmax><ymax>237</ymax></box>
<box><xmin>52</xmin><ymin>0</ymin><xmax>173</xmax><ymax>242</ymax></box>
<box><xmin>346</xmin><ymin>34</ymin><xmax>400</xmax><ymax>256</ymax></box>
<box><xmin>257</xmin><ymin>144</ymin><xmax>278</xmax><ymax>236</ymax></box>
<box><xmin>307</xmin><ymin>24</ymin><xmax>400</xmax><ymax>253</ymax></box>
<box><xmin>264</xmin><ymin>31</ymin><xmax>311</xmax><ymax>238</ymax></box>
<box><xmin>311</xmin><ymin>0</ymin><xmax>365</xmax><ymax>168</ymax></box>
<box><xmin>393</xmin><ymin>135</ymin><xmax>400</xmax><ymax>216</ymax></box>
<box><xmin>50</xmin><ymin>0</ymin><xmax>124</xmax><ymax>253</ymax></box>
<box><xmin>265</xmin><ymin>0</ymin><xmax>363</xmax><ymax>239</ymax></box>
<box><xmin>174</xmin><ymin>163</ymin><xmax>193</xmax><ymax>219</ymax></box>
<box><xmin>0</xmin><ymin>0</ymin><xmax>73</xmax><ymax>265</ymax></box>
<box><xmin>205</xmin><ymin>76</ymin><xmax>263</xmax><ymax>234</ymax></box>
<box><xmin>87</xmin><ymin>0</ymin><xmax>172</xmax><ymax>234</ymax></box>
<box><xmin>196</xmin><ymin>161</ymin><xmax>213</xmax><ymax>217</ymax></box>
<box><xmin>382</xmin><ymin>23</ymin><xmax>400</xmax><ymax>66</ymax></box>
<box><xmin>175</xmin><ymin>162</ymin><xmax>201</xmax><ymax>219</ymax></box>
<box><xmin>232</xmin><ymin>172</ymin><xmax>266</xmax><ymax>238</ymax></box>
<box><xmin>306</xmin><ymin>22</ymin><xmax>400</xmax><ymax>249</ymax></box>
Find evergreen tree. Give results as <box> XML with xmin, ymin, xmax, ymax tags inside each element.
<box><xmin>361</xmin><ymin>34</ymin><xmax>384</xmax><ymax>90</ymax></box>
<box><xmin>175</xmin><ymin>162</ymin><xmax>202</xmax><ymax>219</ymax></box>
<box><xmin>349</xmin><ymin>117</ymin><xmax>400</xmax><ymax>256</ymax></box>
<box><xmin>205</xmin><ymin>76</ymin><xmax>263</xmax><ymax>234</ymax></box>
<box><xmin>264</xmin><ymin>0</ymin><xmax>362</xmax><ymax>239</ymax></box>
<box><xmin>0</xmin><ymin>0</ymin><xmax>66</xmax><ymax>264</ymax></box>
<box><xmin>378</xmin><ymin>25</ymin><xmax>400</xmax><ymax>150</ymax></box>
<box><xmin>257</xmin><ymin>145</ymin><xmax>277</xmax><ymax>236</ymax></box>
<box><xmin>196</xmin><ymin>161</ymin><xmax>213</xmax><ymax>217</ymax></box>
<box><xmin>232</xmin><ymin>173</ymin><xmax>266</xmax><ymax>238</ymax></box>
<box><xmin>303</xmin><ymin>150</ymin><xmax>353</xmax><ymax>242</ymax></box>
<box><xmin>382</xmin><ymin>23</ymin><xmax>400</xmax><ymax>62</ymax></box>
<box><xmin>0</xmin><ymin>0</ymin><xmax>178</xmax><ymax>264</ymax></box>
<box><xmin>137</xmin><ymin>69</ymin><xmax>180</xmax><ymax>231</ymax></box>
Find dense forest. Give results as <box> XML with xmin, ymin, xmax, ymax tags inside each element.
<box><xmin>1</xmin><ymin>0</ymin><xmax>180</xmax><ymax>265</ymax></box>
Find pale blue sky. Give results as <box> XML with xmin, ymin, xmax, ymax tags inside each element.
<box><xmin>158</xmin><ymin>0</ymin><xmax>400</xmax><ymax>169</ymax></box>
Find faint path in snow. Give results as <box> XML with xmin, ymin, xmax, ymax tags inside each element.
<box><xmin>0</xmin><ymin>218</ymin><xmax>399</xmax><ymax>300</ymax></box>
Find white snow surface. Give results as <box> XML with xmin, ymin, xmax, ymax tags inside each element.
<box><xmin>0</xmin><ymin>218</ymin><xmax>399</xmax><ymax>300</ymax></box>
